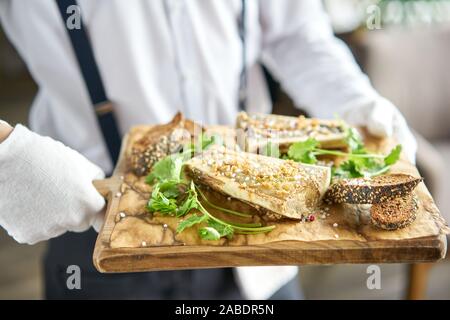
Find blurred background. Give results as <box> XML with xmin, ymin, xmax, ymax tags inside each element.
<box><xmin>0</xmin><ymin>0</ymin><xmax>449</xmax><ymax>299</ymax></box>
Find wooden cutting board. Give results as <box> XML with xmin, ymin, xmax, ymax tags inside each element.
<box><xmin>93</xmin><ymin>125</ymin><xmax>448</xmax><ymax>273</ymax></box>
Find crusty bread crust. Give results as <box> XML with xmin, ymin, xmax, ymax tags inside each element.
<box><xmin>129</xmin><ymin>113</ymin><xmax>200</xmax><ymax>176</ymax></box>
<box><xmin>371</xmin><ymin>195</ymin><xmax>418</xmax><ymax>230</ymax></box>
<box><xmin>324</xmin><ymin>174</ymin><xmax>422</xmax><ymax>204</ymax></box>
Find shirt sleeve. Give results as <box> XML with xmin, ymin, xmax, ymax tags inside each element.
<box><xmin>259</xmin><ymin>0</ymin><xmax>379</xmax><ymax>118</ymax></box>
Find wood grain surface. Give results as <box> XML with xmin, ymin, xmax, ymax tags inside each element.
<box><xmin>93</xmin><ymin>126</ymin><xmax>449</xmax><ymax>273</ymax></box>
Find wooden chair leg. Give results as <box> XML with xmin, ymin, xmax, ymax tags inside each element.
<box><xmin>406</xmin><ymin>263</ymin><xmax>434</xmax><ymax>300</ymax></box>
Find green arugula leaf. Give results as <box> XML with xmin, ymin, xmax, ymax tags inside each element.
<box><xmin>287</xmin><ymin>138</ymin><xmax>319</xmax><ymax>164</ymax></box>
<box><xmin>336</xmin><ymin>160</ymin><xmax>363</xmax><ymax>178</ymax></box>
<box><xmin>200</xmin><ymin>134</ymin><xmax>219</xmax><ymax>150</ymax></box>
<box><xmin>147</xmin><ymin>184</ymin><xmax>178</xmax><ymax>214</ymax></box>
<box><xmin>157</xmin><ymin>180</ymin><xmax>183</xmax><ymax>199</ymax></box>
<box><xmin>333</xmin><ymin>145</ymin><xmax>401</xmax><ymax>179</ymax></box>
<box><xmin>261</xmin><ymin>141</ymin><xmax>280</xmax><ymax>158</ymax></box>
<box><xmin>176</xmin><ymin>213</ymin><xmax>208</xmax><ymax>233</ymax></box>
<box><xmin>345</xmin><ymin>127</ymin><xmax>365</xmax><ymax>152</ymax></box>
<box><xmin>177</xmin><ymin>193</ymin><xmax>199</xmax><ymax>217</ymax></box>
<box><xmin>207</xmin><ymin>219</ymin><xmax>234</xmax><ymax>239</ymax></box>
<box><xmin>285</xmin><ymin>125</ymin><xmax>402</xmax><ymax>180</ymax></box>
<box><xmin>198</xmin><ymin>227</ymin><xmax>221</xmax><ymax>240</ymax></box>
<box><xmin>146</xmin><ymin>153</ymin><xmax>184</xmax><ymax>184</ymax></box>
<box><xmin>186</xmin><ymin>133</ymin><xmax>221</xmax><ymax>153</ymax></box>
<box><xmin>384</xmin><ymin>144</ymin><xmax>402</xmax><ymax>165</ymax></box>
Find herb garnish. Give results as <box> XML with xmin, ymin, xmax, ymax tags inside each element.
<box><xmin>146</xmin><ymin>135</ymin><xmax>275</xmax><ymax>241</ymax></box>
<box><xmin>286</xmin><ymin>128</ymin><xmax>402</xmax><ymax>179</ymax></box>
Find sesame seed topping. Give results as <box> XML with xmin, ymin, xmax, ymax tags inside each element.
<box><xmin>240</xmin><ymin>113</ymin><xmax>345</xmax><ymax>139</ymax></box>
<box><xmin>196</xmin><ymin>146</ymin><xmax>326</xmax><ymax>199</ymax></box>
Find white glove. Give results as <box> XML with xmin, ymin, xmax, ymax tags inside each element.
<box><xmin>0</xmin><ymin>124</ymin><xmax>106</xmax><ymax>244</ymax></box>
<box><xmin>340</xmin><ymin>97</ymin><xmax>417</xmax><ymax>163</ymax></box>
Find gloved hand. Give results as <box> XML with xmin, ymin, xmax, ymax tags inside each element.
<box><xmin>340</xmin><ymin>97</ymin><xmax>417</xmax><ymax>164</ymax></box>
<box><xmin>0</xmin><ymin>123</ymin><xmax>106</xmax><ymax>244</ymax></box>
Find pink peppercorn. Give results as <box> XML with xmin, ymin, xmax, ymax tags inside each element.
<box><xmin>308</xmin><ymin>215</ymin><xmax>315</xmax><ymax>222</ymax></box>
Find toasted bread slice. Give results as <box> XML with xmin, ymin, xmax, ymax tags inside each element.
<box><xmin>370</xmin><ymin>195</ymin><xmax>418</xmax><ymax>230</ymax></box>
<box><xmin>236</xmin><ymin>112</ymin><xmax>347</xmax><ymax>153</ymax></box>
<box><xmin>129</xmin><ymin>112</ymin><xmax>200</xmax><ymax>176</ymax></box>
<box><xmin>184</xmin><ymin>146</ymin><xmax>331</xmax><ymax>219</ymax></box>
<box><xmin>324</xmin><ymin>174</ymin><xmax>422</xmax><ymax>204</ymax></box>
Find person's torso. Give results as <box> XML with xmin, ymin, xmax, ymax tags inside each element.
<box><xmin>0</xmin><ymin>0</ymin><xmax>272</xmax><ymax>171</ymax></box>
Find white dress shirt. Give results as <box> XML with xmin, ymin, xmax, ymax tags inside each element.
<box><xmin>0</xmin><ymin>0</ymin><xmax>387</xmax><ymax>299</ymax></box>
<box><xmin>0</xmin><ymin>0</ymin><xmax>377</xmax><ymax>172</ymax></box>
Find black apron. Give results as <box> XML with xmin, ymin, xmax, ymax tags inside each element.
<box><xmin>45</xmin><ymin>0</ymin><xmax>302</xmax><ymax>300</ymax></box>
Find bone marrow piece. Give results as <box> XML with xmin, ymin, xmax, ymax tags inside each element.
<box><xmin>236</xmin><ymin>112</ymin><xmax>347</xmax><ymax>153</ymax></box>
<box><xmin>184</xmin><ymin>146</ymin><xmax>331</xmax><ymax>219</ymax></box>
<box><xmin>324</xmin><ymin>174</ymin><xmax>423</xmax><ymax>205</ymax></box>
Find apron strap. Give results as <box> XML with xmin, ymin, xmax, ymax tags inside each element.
<box><xmin>55</xmin><ymin>0</ymin><xmax>121</xmax><ymax>164</ymax></box>
<box><xmin>238</xmin><ymin>0</ymin><xmax>247</xmax><ymax>111</ymax></box>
